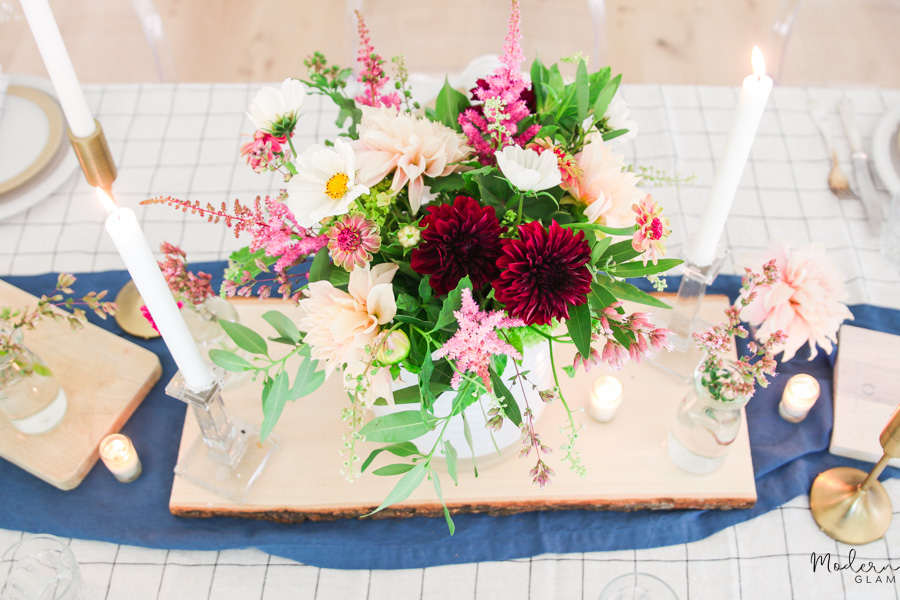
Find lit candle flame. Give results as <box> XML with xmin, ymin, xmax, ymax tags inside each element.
<box><xmin>751</xmin><ymin>46</ymin><xmax>766</xmax><ymax>78</ymax></box>
<box><xmin>95</xmin><ymin>187</ymin><xmax>118</xmax><ymax>213</ymax></box>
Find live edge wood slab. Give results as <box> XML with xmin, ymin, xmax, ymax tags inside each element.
<box><xmin>0</xmin><ymin>279</ymin><xmax>161</xmax><ymax>490</ymax></box>
<box><xmin>170</xmin><ymin>295</ymin><xmax>756</xmax><ymax>522</ymax></box>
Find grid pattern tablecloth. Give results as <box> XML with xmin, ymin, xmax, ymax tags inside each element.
<box><xmin>2</xmin><ymin>83</ymin><xmax>900</xmax><ymax>599</ymax></box>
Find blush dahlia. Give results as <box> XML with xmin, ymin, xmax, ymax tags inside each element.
<box><xmin>410</xmin><ymin>196</ymin><xmax>503</xmax><ymax>295</ymax></box>
<box><xmin>493</xmin><ymin>221</ymin><xmax>592</xmax><ymax>325</ymax></box>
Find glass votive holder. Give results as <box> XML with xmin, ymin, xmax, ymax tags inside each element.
<box><xmin>98</xmin><ymin>433</ymin><xmax>142</xmax><ymax>483</ymax></box>
<box><xmin>1</xmin><ymin>534</ymin><xmax>92</xmax><ymax>600</ymax></box>
<box><xmin>779</xmin><ymin>374</ymin><xmax>821</xmax><ymax>423</ymax></box>
<box><xmin>588</xmin><ymin>376</ymin><xmax>623</xmax><ymax>423</ymax></box>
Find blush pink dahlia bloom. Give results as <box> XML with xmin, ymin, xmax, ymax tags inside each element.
<box><xmin>297</xmin><ymin>263</ymin><xmax>399</xmax><ymax>379</ymax></box>
<box><xmin>568</xmin><ymin>133</ymin><xmax>643</xmax><ymax>228</ymax></box>
<box><xmin>327</xmin><ymin>213</ymin><xmax>381</xmax><ymax>271</ymax></box>
<box><xmin>631</xmin><ymin>195</ymin><xmax>671</xmax><ymax>265</ymax></box>
<box><xmin>432</xmin><ymin>288</ymin><xmax>524</xmax><ymax>390</ymax></box>
<box><xmin>742</xmin><ymin>242</ymin><xmax>853</xmax><ymax>362</ymax></box>
<box><xmin>352</xmin><ymin>106</ymin><xmax>470</xmax><ymax>214</ymax></box>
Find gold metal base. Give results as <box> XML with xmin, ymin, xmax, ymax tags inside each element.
<box><xmin>114</xmin><ymin>280</ymin><xmax>161</xmax><ymax>339</ymax></box>
<box><xmin>810</xmin><ymin>467</ymin><xmax>892</xmax><ymax>545</ymax></box>
<box><xmin>68</xmin><ymin>119</ymin><xmax>117</xmax><ymax>194</ymax></box>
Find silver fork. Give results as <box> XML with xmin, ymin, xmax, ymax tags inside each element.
<box><xmin>809</xmin><ymin>99</ymin><xmax>859</xmax><ymax>200</ymax></box>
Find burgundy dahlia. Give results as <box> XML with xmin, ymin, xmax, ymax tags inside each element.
<box><xmin>493</xmin><ymin>221</ymin><xmax>592</xmax><ymax>325</ymax></box>
<box><xmin>410</xmin><ymin>196</ymin><xmax>503</xmax><ymax>295</ymax></box>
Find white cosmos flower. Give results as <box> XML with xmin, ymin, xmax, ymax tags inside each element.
<box><xmin>246</xmin><ymin>78</ymin><xmax>306</xmax><ymax>133</ymax></box>
<box><xmin>494</xmin><ymin>145</ymin><xmax>562</xmax><ymax>192</ymax></box>
<box><xmin>286</xmin><ymin>139</ymin><xmax>369</xmax><ymax>227</ymax></box>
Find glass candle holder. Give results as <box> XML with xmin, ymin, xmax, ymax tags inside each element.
<box><xmin>588</xmin><ymin>376</ymin><xmax>623</xmax><ymax>423</ymax></box>
<box><xmin>779</xmin><ymin>374</ymin><xmax>820</xmax><ymax>423</ymax></box>
<box><xmin>98</xmin><ymin>433</ymin><xmax>142</xmax><ymax>482</ymax></box>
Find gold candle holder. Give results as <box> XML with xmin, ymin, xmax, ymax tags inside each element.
<box><xmin>67</xmin><ymin>118</ymin><xmax>117</xmax><ymax>195</ymax></box>
<box><xmin>809</xmin><ymin>402</ymin><xmax>900</xmax><ymax>544</ymax></box>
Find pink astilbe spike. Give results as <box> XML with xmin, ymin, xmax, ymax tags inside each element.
<box><xmin>354</xmin><ymin>11</ymin><xmax>401</xmax><ymax>109</ymax></box>
<box><xmin>458</xmin><ymin>0</ymin><xmax>539</xmax><ymax>164</ymax></box>
<box><xmin>432</xmin><ymin>288</ymin><xmax>524</xmax><ymax>391</ymax></box>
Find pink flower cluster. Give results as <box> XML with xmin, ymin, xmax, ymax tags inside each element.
<box><xmin>433</xmin><ymin>287</ymin><xmax>524</xmax><ymax>391</ymax></box>
<box><xmin>157</xmin><ymin>242</ymin><xmax>214</xmax><ymax>306</ymax></box>
<box><xmin>573</xmin><ymin>303</ymin><xmax>672</xmax><ymax>372</ymax></box>
<box><xmin>353</xmin><ymin>11</ymin><xmax>400</xmax><ymax>109</ymax></box>
<box><xmin>240</xmin><ymin>131</ymin><xmax>287</xmax><ymax>173</ymax></box>
<box><xmin>694</xmin><ymin>260</ymin><xmax>787</xmax><ymax>401</ymax></box>
<box><xmin>247</xmin><ymin>197</ymin><xmax>328</xmax><ymax>274</ymax></box>
<box><xmin>140</xmin><ymin>301</ymin><xmax>183</xmax><ymax>334</ymax></box>
<box><xmin>458</xmin><ymin>0</ymin><xmax>540</xmax><ymax>163</ymax></box>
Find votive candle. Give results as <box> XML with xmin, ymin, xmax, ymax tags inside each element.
<box><xmin>99</xmin><ymin>433</ymin><xmax>142</xmax><ymax>482</ymax></box>
<box><xmin>588</xmin><ymin>376</ymin><xmax>624</xmax><ymax>423</ymax></box>
<box><xmin>779</xmin><ymin>374</ymin><xmax>820</xmax><ymax>423</ymax></box>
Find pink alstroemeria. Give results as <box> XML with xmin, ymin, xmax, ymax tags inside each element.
<box><xmin>631</xmin><ymin>195</ymin><xmax>671</xmax><ymax>265</ymax></box>
<box><xmin>240</xmin><ymin>130</ymin><xmax>287</xmax><ymax>173</ymax></box>
<box><xmin>432</xmin><ymin>288</ymin><xmax>524</xmax><ymax>390</ymax></box>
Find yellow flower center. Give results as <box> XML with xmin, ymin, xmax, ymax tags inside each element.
<box><xmin>325</xmin><ymin>173</ymin><xmax>350</xmax><ymax>200</ymax></box>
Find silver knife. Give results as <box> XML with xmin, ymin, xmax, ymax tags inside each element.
<box><xmin>839</xmin><ymin>98</ymin><xmax>885</xmax><ymax>236</ymax></box>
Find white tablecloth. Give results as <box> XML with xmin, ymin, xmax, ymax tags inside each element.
<box><xmin>2</xmin><ymin>82</ymin><xmax>900</xmax><ymax>599</ymax></box>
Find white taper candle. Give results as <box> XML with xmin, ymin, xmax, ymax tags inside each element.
<box><xmin>19</xmin><ymin>0</ymin><xmax>96</xmax><ymax>137</ymax></box>
<box><xmin>687</xmin><ymin>47</ymin><xmax>773</xmax><ymax>266</ymax></box>
<box><xmin>98</xmin><ymin>190</ymin><xmax>215</xmax><ymax>392</ymax></box>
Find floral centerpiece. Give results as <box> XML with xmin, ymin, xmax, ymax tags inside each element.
<box><xmin>144</xmin><ymin>1</ymin><xmax>680</xmax><ymax>529</ymax></box>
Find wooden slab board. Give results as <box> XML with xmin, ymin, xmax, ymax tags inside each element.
<box><xmin>170</xmin><ymin>295</ymin><xmax>755</xmax><ymax>521</ymax></box>
<box><xmin>0</xmin><ymin>279</ymin><xmax>161</xmax><ymax>490</ymax></box>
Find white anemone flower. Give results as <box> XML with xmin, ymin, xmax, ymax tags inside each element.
<box><xmin>494</xmin><ymin>146</ymin><xmax>562</xmax><ymax>192</ymax></box>
<box><xmin>286</xmin><ymin>139</ymin><xmax>369</xmax><ymax>227</ymax></box>
<box><xmin>246</xmin><ymin>78</ymin><xmax>306</xmax><ymax>134</ymax></box>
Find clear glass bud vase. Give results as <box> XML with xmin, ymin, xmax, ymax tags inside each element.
<box><xmin>0</xmin><ymin>333</ymin><xmax>68</xmax><ymax>435</ymax></box>
<box><xmin>181</xmin><ymin>296</ymin><xmax>240</xmax><ymax>354</ymax></box>
<box><xmin>667</xmin><ymin>361</ymin><xmax>749</xmax><ymax>474</ymax></box>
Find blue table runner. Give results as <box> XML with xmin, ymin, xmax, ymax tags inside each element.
<box><xmin>0</xmin><ymin>266</ymin><xmax>897</xmax><ymax>570</ymax></box>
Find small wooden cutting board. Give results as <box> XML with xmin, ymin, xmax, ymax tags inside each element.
<box><xmin>0</xmin><ymin>279</ymin><xmax>161</xmax><ymax>490</ymax></box>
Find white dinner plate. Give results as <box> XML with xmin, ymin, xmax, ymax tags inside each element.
<box><xmin>871</xmin><ymin>103</ymin><xmax>900</xmax><ymax>196</ymax></box>
<box><xmin>0</xmin><ymin>75</ymin><xmax>79</xmax><ymax>221</ymax></box>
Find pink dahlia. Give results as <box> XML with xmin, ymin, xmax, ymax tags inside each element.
<box><xmin>410</xmin><ymin>196</ymin><xmax>504</xmax><ymax>296</ymax></box>
<box><xmin>569</xmin><ymin>133</ymin><xmax>643</xmax><ymax>228</ymax></box>
<box><xmin>743</xmin><ymin>242</ymin><xmax>853</xmax><ymax>362</ymax></box>
<box><xmin>631</xmin><ymin>195</ymin><xmax>671</xmax><ymax>265</ymax></box>
<box><xmin>493</xmin><ymin>221</ymin><xmax>592</xmax><ymax>326</ymax></box>
<box><xmin>326</xmin><ymin>214</ymin><xmax>381</xmax><ymax>271</ymax></box>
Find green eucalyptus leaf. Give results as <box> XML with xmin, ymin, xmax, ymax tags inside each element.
<box><xmin>260</xmin><ymin>370</ymin><xmax>290</xmax><ymax>441</ymax></box>
<box><xmin>360</xmin><ymin>441</ymin><xmax>421</xmax><ymax>473</ymax></box>
<box><xmin>489</xmin><ymin>368</ymin><xmax>522</xmax><ymax>426</ymax></box>
<box><xmin>595</xmin><ymin>274</ymin><xmax>671</xmax><ymax>309</ymax></box>
<box><xmin>461</xmin><ymin>412</ymin><xmax>478</xmax><ymax>478</ymax></box>
<box><xmin>262</xmin><ymin>311</ymin><xmax>300</xmax><ymax>344</ymax></box>
<box><xmin>220</xmin><ymin>320</ymin><xmax>268</xmax><ymax>356</ymax></box>
<box><xmin>291</xmin><ymin>354</ymin><xmax>325</xmax><ymax>400</ymax></box>
<box><xmin>208</xmin><ymin>349</ymin><xmax>253</xmax><ymax>372</ymax></box>
<box><xmin>444</xmin><ymin>440</ymin><xmax>458</xmax><ymax>485</ymax></box>
<box><xmin>609</xmin><ymin>259</ymin><xmax>682</xmax><ymax>277</ymax></box>
<box><xmin>372</xmin><ymin>463</ymin><xmax>415</xmax><ymax>476</ymax></box>
<box><xmin>565</xmin><ymin>301</ymin><xmax>593</xmax><ymax>359</ymax></box>
<box><xmin>360</xmin><ymin>411</ymin><xmax>437</xmax><ymax>443</ymax></box>
<box><xmin>592</xmin><ymin>74</ymin><xmax>621</xmax><ymax>121</ymax></box>
<box><xmin>431</xmin><ymin>469</ymin><xmax>456</xmax><ymax>535</ymax></box>
<box><xmin>309</xmin><ymin>247</ymin><xmax>331</xmax><ymax>282</ymax></box>
<box><xmin>365</xmin><ymin>462</ymin><xmax>428</xmax><ymax>517</ymax></box>
<box><xmin>575</xmin><ymin>59</ymin><xmax>590</xmax><ymax>122</ymax></box>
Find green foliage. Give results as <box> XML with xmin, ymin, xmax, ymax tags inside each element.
<box><xmin>435</xmin><ymin>77</ymin><xmax>471</xmax><ymax>132</ymax></box>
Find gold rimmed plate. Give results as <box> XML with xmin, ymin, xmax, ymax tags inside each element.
<box><xmin>0</xmin><ymin>75</ymin><xmax>80</xmax><ymax>221</ymax></box>
<box><xmin>0</xmin><ymin>85</ymin><xmax>63</xmax><ymax>195</ymax></box>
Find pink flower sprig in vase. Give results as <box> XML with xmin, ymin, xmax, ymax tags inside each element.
<box><xmin>693</xmin><ymin>259</ymin><xmax>788</xmax><ymax>402</ymax></box>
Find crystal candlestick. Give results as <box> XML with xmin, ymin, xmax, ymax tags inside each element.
<box><xmin>166</xmin><ymin>367</ymin><xmax>280</xmax><ymax>503</ymax></box>
<box><xmin>650</xmin><ymin>246</ymin><xmax>730</xmax><ymax>381</ymax></box>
